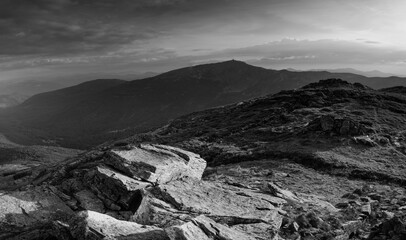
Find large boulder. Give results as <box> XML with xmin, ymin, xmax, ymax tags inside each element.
<box><xmin>134</xmin><ymin>179</ymin><xmax>283</xmax><ymax>228</ymax></box>
<box><xmin>70</xmin><ymin>210</ymin><xmax>170</xmax><ymax>240</ymax></box>
<box><xmin>106</xmin><ymin>144</ymin><xmax>207</xmax><ymax>184</ymax></box>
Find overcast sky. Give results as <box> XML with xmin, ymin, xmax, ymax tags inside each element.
<box><xmin>1</xmin><ymin>0</ymin><xmax>406</xmax><ymax>82</ymax></box>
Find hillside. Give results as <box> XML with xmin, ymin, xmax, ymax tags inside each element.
<box><xmin>1</xmin><ymin>60</ymin><xmax>406</xmax><ymax>149</ymax></box>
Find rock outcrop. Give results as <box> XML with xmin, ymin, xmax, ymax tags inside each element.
<box><xmin>107</xmin><ymin>144</ymin><xmax>207</xmax><ymax>184</ymax></box>
<box><xmin>0</xmin><ymin>144</ymin><xmax>286</xmax><ymax>239</ymax></box>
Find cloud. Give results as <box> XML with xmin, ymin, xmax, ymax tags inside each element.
<box><xmin>1</xmin><ymin>0</ymin><xmax>406</xmax><ymax>82</ymax></box>
<box><xmin>0</xmin><ymin>0</ymin><xmax>190</xmax><ymax>56</ymax></box>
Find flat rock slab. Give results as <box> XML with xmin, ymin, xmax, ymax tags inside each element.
<box><xmin>70</xmin><ymin>210</ymin><xmax>169</xmax><ymax>240</ymax></box>
<box><xmin>166</xmin><ymin>215</ymin><xmax>256</xmax><ymax>240</ymax></box>
<box><xmin>141</xmin><ymin>179</ymin><xmax>283</xmax><ymax>228</ymax></box>
<box><xmin>107</xmin><ymin>144</ymin><xmax>206</xmax><ymax>184</ymax></box>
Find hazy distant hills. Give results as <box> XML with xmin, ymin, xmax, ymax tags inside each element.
<box><xmin>0</xmin><ymin>80</ymin><xmax>66</xmax><ymax>108</ymax></box>
<box><xmin>1</xmin><ymin>60</ymin><xmax>406</xmax><ymax>148</ymax></box>
<box><xmin>0</xmin><ymin>72</ymin><xmax>158</xmax><ymax>108</ymax></box>
<box><xmin>306</xmin><ymin>68</ymin><xmax>400</xmax><ymax>78</ymax></box>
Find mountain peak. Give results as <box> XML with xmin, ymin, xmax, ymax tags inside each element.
<box><xmin>301</xmin><ymin>78</ymin><xmax>371</xmax><ymax>90</ymax></box>
<box><xmin>192</xmin><ymin>59</ymin><xmax>250</xmax><ymax>69</ymax></box>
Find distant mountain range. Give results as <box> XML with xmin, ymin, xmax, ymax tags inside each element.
<box><xmin>1</xmin><ymin>60</ymin><xmax>406</xmax><ymax>149</ymax></box>
<box><xmin>287</xmin><ymin>67</ymin><xmax>401</xmax><ymax>78</ymax></box>
<box><xmin>0</xmin><ymin>80</ymin><xmax>67</xmax><ymax>108</ymax></box>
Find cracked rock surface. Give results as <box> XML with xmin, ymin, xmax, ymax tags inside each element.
<box><xmin>0</xmin><ymin>144</ymin><xmax>286</xmax><ymax>239</ymax></box>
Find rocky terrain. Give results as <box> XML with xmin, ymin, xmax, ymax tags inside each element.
<box><xmin>1</xmin><ymin>79</ymin><xmax>406</xmax><ymax>239</ymax></box>
<box><xmin>0</xmin><ymin>143</ymin><xmax>287</xmax><ymax>239</ymax></box>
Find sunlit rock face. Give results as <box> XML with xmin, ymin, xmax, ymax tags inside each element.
<box><xmin>107</xmin><ymin>144</ymin><xmax>207</xmax><ymax>184</ymax></box>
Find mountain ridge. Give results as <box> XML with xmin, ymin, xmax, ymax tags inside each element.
<box><xmin>1</xmin><ymin>60</ymin><xmax>406</xmax><ymax>149</ymax></box>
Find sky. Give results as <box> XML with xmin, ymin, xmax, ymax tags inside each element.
<box><xmin>1</xmin><ymin>0</ymin><xmax>406</xmax><ymax>83</ymax></box>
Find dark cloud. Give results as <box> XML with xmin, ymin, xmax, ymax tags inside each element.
<box><xmin>1</xmin><ymin>0</ymin><xmax>406</xmax><ymax>81</ymax></box>
<box><xmin>0</xmin><ymin>0</ymin><xmax>197</xmax><ymax>56</ymax></box>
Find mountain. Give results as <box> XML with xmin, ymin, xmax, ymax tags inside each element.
<box><xmin>0</xmin><ymin>72</ymin><xmax>157</xmax><ymax>109</ymax></box>
<box><xmin>1</xmin><ymin>78</ymin><xmax>406</xmax><ymax>239</ymax></box>
<box><xmin>309</xmin><ymin>68</ymin><xmax>400</xmax><ymax>78</ymax></box>
<box><xmin>1</xmin><ymin>60</ymin><xmax>406</xmax><ymax>149</ymax></box>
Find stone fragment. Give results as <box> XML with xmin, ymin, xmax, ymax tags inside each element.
<box><xmin>360</xmin><ymin>203</ymin><xmax>371</xmax><ymax>215</ymax></box>
<box><xmin>360</xmin><ymin>197</ymin><xmax>371</xmax><ymax>202</ymax></box>
<box><xmin>263</xmin><ymin>182</ymin><xmax>303</xmax><ymax>203</ymax></box>
<box><xmin>342</xmin><ymin>193</ymin><xmax>359</xmax><ymax>199</ymax></box>
<box><xmin>288</xmin><ymin>221</ymin><xmax>300</xmax><ymax>232</ymax></box>
<box><xmin>382</xmin><ymin>211</ymin><xmax>394</xmax><ymax>219</ymax></box>
<box><xmin>70</xmin><ymin>210</ymin><xmax>169</xmax><ymax>240</ymax></box>
<box><xmin>353</xmin><ymin>136</ymin><xmax>377</xmax><ymax>147</ymax></box>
